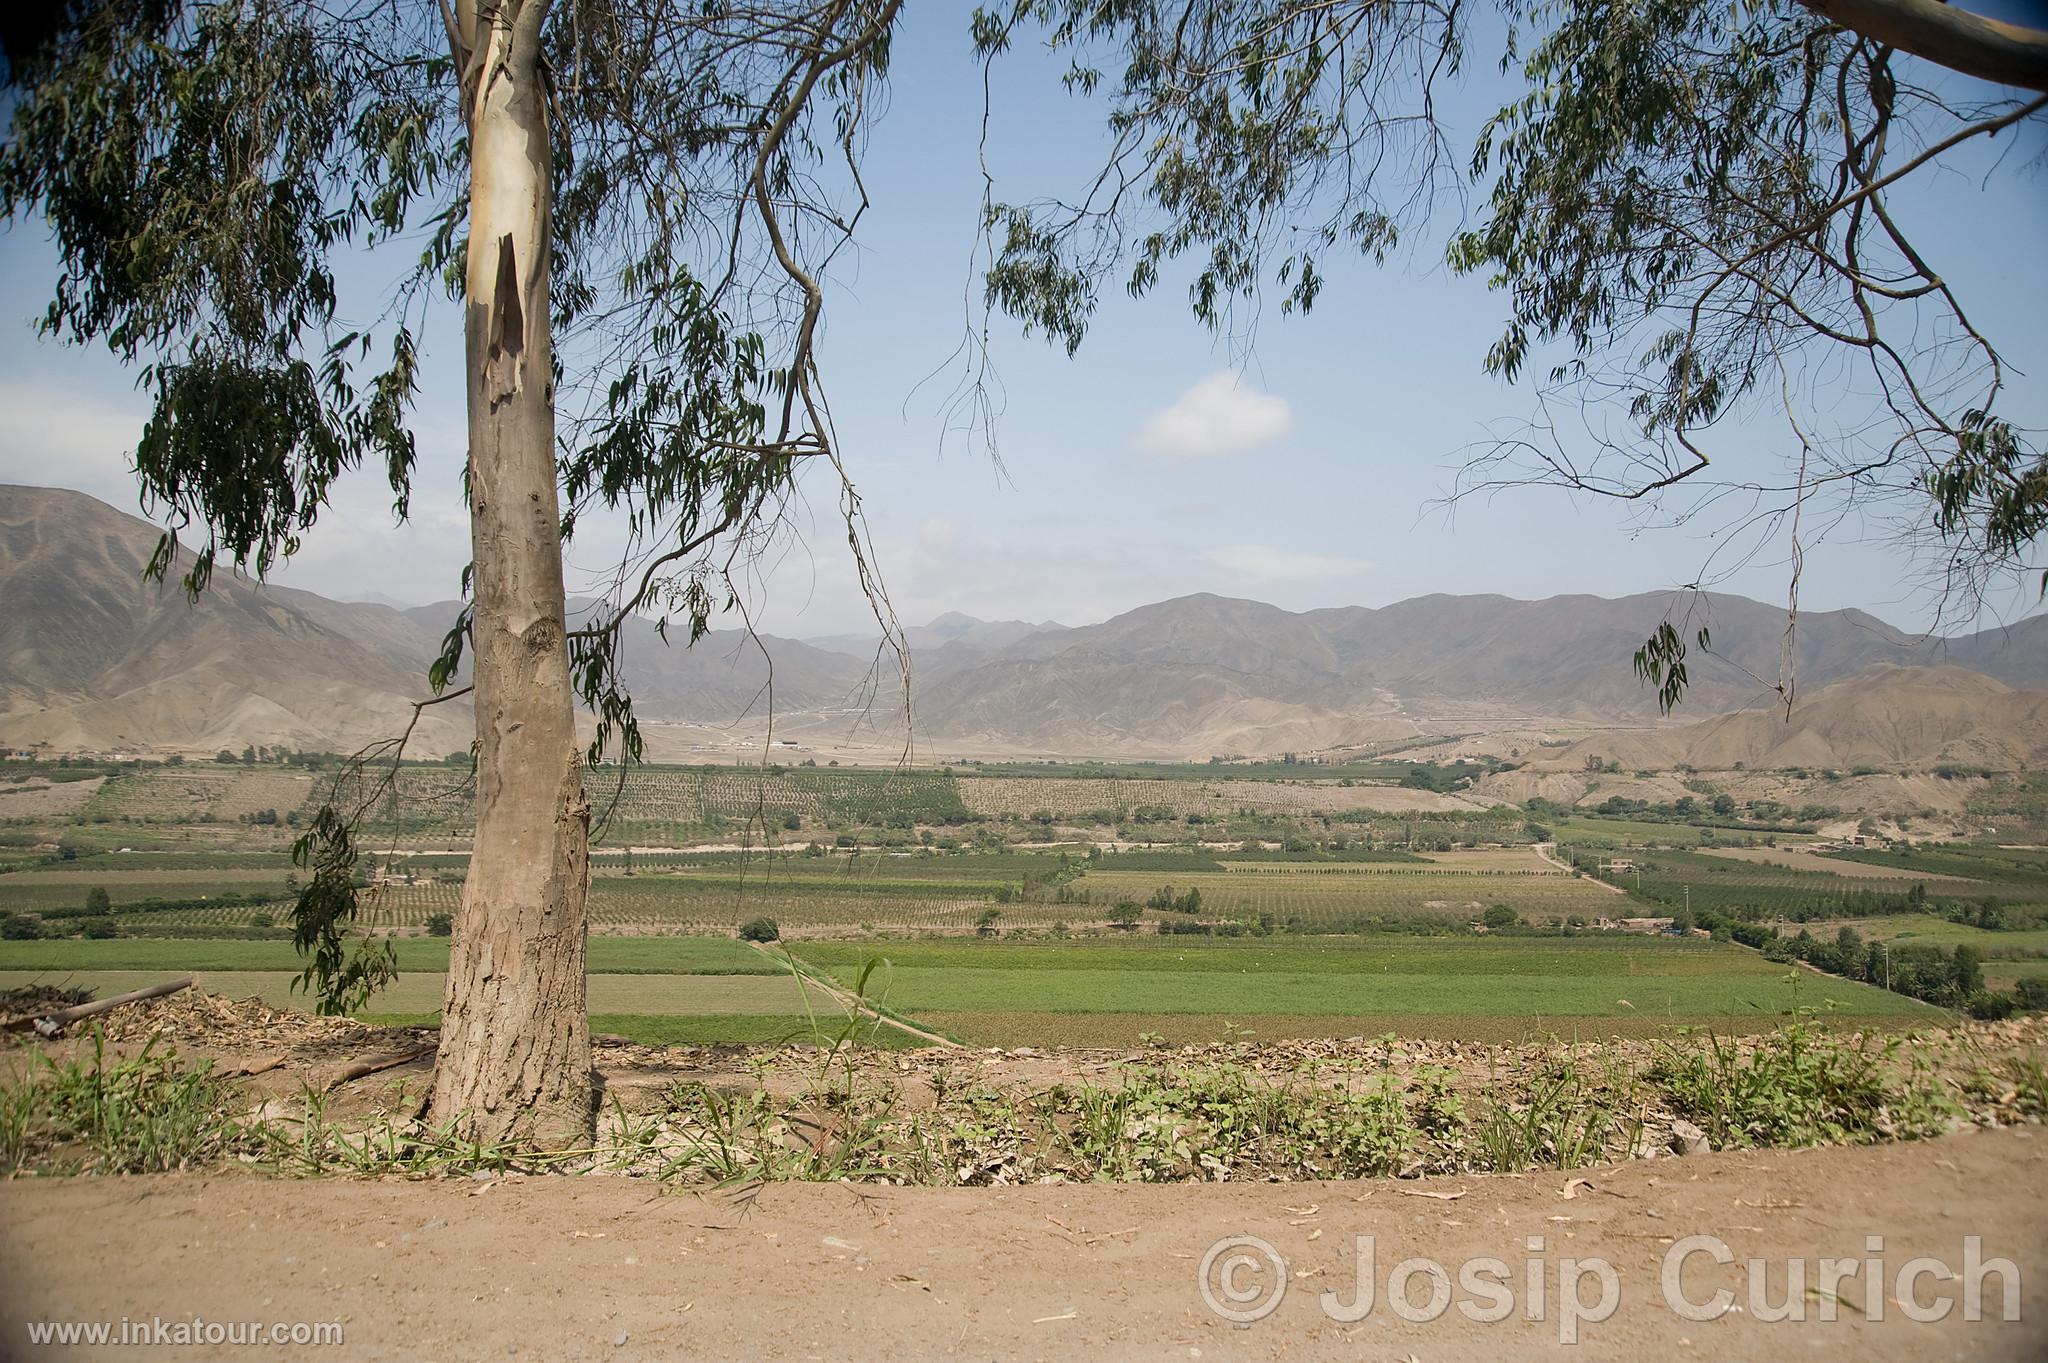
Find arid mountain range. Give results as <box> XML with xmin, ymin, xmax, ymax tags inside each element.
<box><xmin>5</xmin><ymin>483</ymin><xmax>2046</xmax><ymax>766</ymax></box>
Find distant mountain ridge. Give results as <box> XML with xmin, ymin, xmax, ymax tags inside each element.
<box><xmin>4</xmin><ymin>483</ymin><xmax>2045</xmax><ymax>758</ymax></box>
<box><xmin>910</xmin><ymin>591</ymin><xmax>2048</xmax><ymax>752</ymax></box>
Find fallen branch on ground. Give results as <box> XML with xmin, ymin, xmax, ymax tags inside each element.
<box><xmin>2</xmin><ymin>977</ymin><xmax>194</xmax><ymax>1034</ymax></box>
<box><xmin>325</xmin><ymin>1043</ymin><xmax>435</xmax><ymax>1091</ymax></box>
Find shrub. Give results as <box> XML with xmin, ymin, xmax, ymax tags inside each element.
<box><xmin>425</xmin><ymin>912</ymin><xmax>454</xmax><ymax>937</ymax></box>
<box><xmin>80</xmin><ymin>918</ymin><xmax>121</xmax><ymax>939</ymax></box>
<box><xmin>0</xmin><ymin>912</ymin><xmax>43</xmax><ymax>940</ymax></box>
<box><xmin>738</xmin><ymin>917</ymin><xmax>779</xmax><ymax>943</ymax></box>
<box><xmin>1965</xmin><ymin>990</ymin><xmax>2017</xmax><ymax>1021</ymax></box>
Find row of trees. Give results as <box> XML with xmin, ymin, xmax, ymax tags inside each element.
<box><xmin>1686</xmin><ymin>904</ymin><xmax>2034</xmax><ymax>1018</ymax></box>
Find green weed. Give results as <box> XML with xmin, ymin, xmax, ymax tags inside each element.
<box><xmin>1</xmin><ymin>1030</ymin><xmax>248</xmax><ymax>1174</ymax></box>
<box><xmin>1650</xmin><ymin>1025</ymin><xmax>1958</xmax><ymax>1149</ymax></box>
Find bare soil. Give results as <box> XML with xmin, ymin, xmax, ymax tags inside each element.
<box><xmin>0</xmin><ymin>1130</ymin><xmax>2042</xmax><ymax>1361</ymax></box>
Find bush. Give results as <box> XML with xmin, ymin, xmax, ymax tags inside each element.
<box><xmin>2016</xmin><ymin>977</ymin><xmax>2048</xmax><ymax>1012</ymax></box>
<box><xmin>79</xmin><ymin>918</ymin><xmax>121</xmax><ymax>939</ymax></box>
<box><xmin>425</xmin><ymin>912</ymin><xmax>454</xmax><ymax>937</ymax></box>
<box><xmin>0</xmin><ymin>912</ymin><xmax>43</xmax><ymax>940</ymax></box>
<box><xmin>738</xmin><ymin>917</ymin><xmax>780</xmax><ymax>943</ymax></box>
<box><xmin>1965</xmin><ymin>990</ymin><xmax>2017</xmax><ymax>1021</ymax></box>
<box><xmin>1481</xmin><ymin>904</ymin><xmax>1518</xmax><ymax>930</ymax></box>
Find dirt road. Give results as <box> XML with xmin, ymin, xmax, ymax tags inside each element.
<box><xmin>3</xmin><ymin>1128</ymin><xmax>2043</xmax><ymax>1362</ymax></box>
<box><xmin>1533</xmin><ymin>841</ymin><xmax>1626</xmax><ymax>893</ymax></box>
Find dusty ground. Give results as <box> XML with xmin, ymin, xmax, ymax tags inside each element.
<box><xmin>0</xmin><ymin>1129</ymin><xmax>2042</xmax><ymax>1361</ymax></box>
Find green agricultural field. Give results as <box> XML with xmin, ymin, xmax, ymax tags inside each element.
<box><xmin>1079</xmin><ymin>862</ymin><xmax>1622</xmax><ymax>928</ymax></box>
<box><xmin>1805</xmin><ymin>914</ymin><xmax>2048</xmax><ymax>958</ymax></box>
<box><xmin>0</xmin><ymin>935</ymin><xmax>785</xmax><ymax>976</ymax></box>
<box><xmin>349</xmin><ymin>874</ymin><xmax>1012</xmax><ymax>935</ymax></box>
<box><xmin>1600</xmin><ymin>848</ymin><xmax>1998</xmax><ymax>921</ymax></box>
<box><xmin>1550</xmin><ymin>815</ymin><xmax>1792</xmax><ymax>847</ymax></box>
<box><xmin>1</xmin><ymin>846</ymin><xmax>1812</xmax><ymax>938</ymax></box>
<box><xmin>0</xmin><ymin>925</ymin><xmax>918</xmax><ymax>1051</ymax></box>
<box><xmin>356</xmin><ymin>1011</ymin><xmax>909</xmax><ymax>1047</ymax></box>
<box><xmin>0</xmin><ymin>867</ymin><xmax>298</xmax><ymax>911</ymax></box>
<box><xmin>0</xmin><ymin>969</ymin><xmax>846</xmax><ymax>1019</ymax></box>
<box><xmin>43</xmin><ymin>852</ymin><xmax>302</xmax><ymax>871</ymax></box>
<box><xmin>786</xmin><ymin>936</ymin><xmax>1939</xmax><ymax>1046</ymax></box>
<box><xmin>1823</xmin><ymin>843</ymin><xmax>2048</xmax><ymax>889</ymax></box>
<box><xmin>1983</xmin><ymin>959</ymin><xmax>2048</xmax><ymax>990</ymax></box>
<box><xmin>0</xmin><ymin>934</ymin><xmax>866</xmax><ymax>1044</ymax></box>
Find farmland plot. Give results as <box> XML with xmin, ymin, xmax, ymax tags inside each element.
<box><xmin>0</xmin><ymin>867</ymin><xmax>295</xmax><ymax>911</ymax></box>
<box><xmin>791</xmin><ymin>937</ymin><xmax>1940</xmax><ymax>1046</ymax></box>
<box><xmin>0</xmin><ymin>776</ymin><xmax>104</xmax><ymax>819</ymax></box>
<box><xmin>80</xmin><ymin>769</ymin><xmax>241</xmax><ymax>823</ymax></box>
<box><xmin>1609</xmin><ymin>848</ymin><xmax>2012</xmax><ymax>919</ymax></box>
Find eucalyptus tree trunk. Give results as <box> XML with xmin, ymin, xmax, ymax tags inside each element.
<box><xmin>429</xmin><ymin>0</ymin><xmax>594</xmax><ymax>1146</ymax></box>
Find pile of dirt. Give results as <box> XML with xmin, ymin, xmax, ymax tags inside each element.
<box><xmin>92</xmin><ymin>988</ymin><xmax>380</xmax><ymax>1050</ymax></box>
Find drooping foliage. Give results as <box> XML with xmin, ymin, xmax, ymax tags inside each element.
<box><xmin>0</xmin><ymin>0</ymin><xmax>451</xmax><ymax>596</ymax></box>
<box><xmin>0</xmin><ymin>0</ymin><xmax>905</xmax><ymax>1009</ymax></box>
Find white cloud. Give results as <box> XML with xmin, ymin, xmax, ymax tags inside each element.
<box><xmin>1203</xmin><ymin>544</ymin><xmax>1370</xmax><ymax>582</ymax></box>
<box><xmin>1132</xmin><ymin>371</ymin><xmax>1291</xmax><ymax>460</ymax></box>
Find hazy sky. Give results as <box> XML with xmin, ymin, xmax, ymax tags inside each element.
<box><xmin>2</xmin><ymin>4</ymin><xmax>2045</xmax><ymax>641</ymax></box>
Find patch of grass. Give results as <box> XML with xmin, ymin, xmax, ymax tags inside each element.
<box><xmin>1650</xmin><ymin>1024</ymin><xmax>1959</xmax><ymax>1149</ymax></box>
<box><xmin>1474</xmin><ymin>1055</ymin><xmax>1639</xmax><ymax>1172</ymax></box>
<box><xmin>0</xmin><ymin>1032</ymin><xmax>248</xmax><ymax>1175</ymax></box>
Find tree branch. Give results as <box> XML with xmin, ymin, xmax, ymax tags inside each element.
<box><xmin>1802</xmin><ymin>0</ymin><xmax>2048</xmax><ymax>92</ymax></box>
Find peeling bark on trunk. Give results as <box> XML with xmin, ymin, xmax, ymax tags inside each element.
<box><xmin>429</xmin><ymin>0</ymin><xmax>594</xmax><ymax>1147</ymax></box>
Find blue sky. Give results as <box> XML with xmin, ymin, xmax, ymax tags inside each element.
<box><xmin>2</xmin><ymin>3</ymin><xmax>2045</xmax><ymax>641</ymax></box>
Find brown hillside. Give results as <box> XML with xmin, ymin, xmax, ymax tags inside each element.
<box><xmin>1533</xmin><ymin>665</ymin><xmax>2048</xmax><ymax>773</ymax></box>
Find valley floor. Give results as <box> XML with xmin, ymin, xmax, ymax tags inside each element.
<box><xmin>2</xmin><ymin>1128</ymin><xmax>2044</xmax><ymax>1361</ymax></box>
